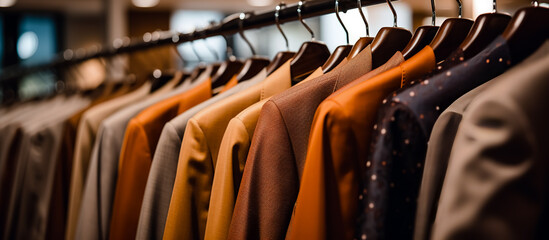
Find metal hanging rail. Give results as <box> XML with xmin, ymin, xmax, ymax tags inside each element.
<box><xmin>0</xmin><ymin>0</ymin><xmax>394</xmax><ymax>83</ymax></box>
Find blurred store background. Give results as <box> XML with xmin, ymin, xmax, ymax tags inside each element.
<box><xmin>0</xmin><ymin>0</ymin><xmax>542</xmax><ymax>101</ymax></box>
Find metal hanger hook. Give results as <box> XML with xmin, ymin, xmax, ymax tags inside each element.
<box><xmin>386</xmin><ymin>0</ymin><xmax>397</xmax><ymax>27</ymax></box>
<box><xmin>492</xmin><ymin>0</ymin><xmax>497</xmax><ymax>13</ymax></box>
<box><xmin>431</xmin><ymin>0</ymin><xmax>436</xmax><ymax>25</ymax></box>
<box><xmin>239</xmin><ymin>12</ymin><xmax>257</xmax><ymax>56</ymax></box>
<box><xmin>203</xmin><ymin>21</ymin><xmax>221</xmax><ymax>61</ymax></box>
<box><xmin>276</xmin><ymin>3</ymin><xmax>290</xmax><ymax>51</ymax></box>
<box><xmin>456</xmin><ymin>0</ymin><xmax>462</xmax><ymax>18</ymax></box>
<box><xmin>532</xmin><ymin>0</ymin><xmax>539</xmax><ymax>7</ymax></box>
<box><xmin>190</xmin><ymin>29</ymin><xmax>204</xmax><ymax>63</ymax></box>
<box><xmin>190</xmin><ymin>41</ymin><xmax>204</xmax><ymax>63</ymax></box>
<box><xmin>222</xmin><ymin>34</ymin><xmax>236</xmax><ymax>61</ymax></box>
<box><xmin>298</xmin><ymin>1</ymin><xmax>315</xmax><ymax>41</ymax></box>
<box><xmin>202</xmin><ymin>38</ymin><xmax>220</xmax><ymax>61</ymax></box>
<box><xmin>357</xmin><ymin>0</ymin><xmax>370</xmax><ymax>36</ymax></box>
<box><xmin>335</xmin><ymin>0</ymin><xmax>349</xmax><ymax>44</ymax></box>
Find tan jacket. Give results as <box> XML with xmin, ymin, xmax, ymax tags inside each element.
<box><xmin>135</xmin><ymin>72</ymin><xmax>266</xmax><ymax>240</ymax></box>
<box><xmin>65</xmin><ymin>82</ymin><xmax>151</xmax><ymax>240</ymax></box>
<box><xmin>205</xmin><ymin>60</ymin><xmax>329</xmax><ymax>240</ymax></box>
<box><xmin>163</xmin><ymin>60</ymin><xmax>293</xmax><ymax>240</ymax></box>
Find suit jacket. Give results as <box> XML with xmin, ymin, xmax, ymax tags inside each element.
<box><xmin>2</xmin><ymin>95</ymin><xmax>90</xmax><ymax>240</ymax></box>
<box><xmin>73</xmin><ymin>71</ymin><xmax>203</xmax><ymax>240</ymax></box>
<box><xmin>286</xmin><ymin>47</ymin><xmax>435</xmax><ymax>240</ymax></box>
<box><xmin>356</xmin><ymin>37</ymin><xmax>512</xmax><ymax>240</ymax></box>
<box><xmin>412</xmin><ymin>45</ymin><xmax>546</xmax><ymax>239</ymax></box>
<box><xmin>432</xmin><ymin>41</ymin><xmax>549</xmax><ymax>240</ymax></box>
<box><xmin>64</xmin><ymin>82</ymin><xmax>151</xmax><ymax>240</ymax></box>
<box><xmin>48</xmin><ymin>83</ymin><xmax>131</xmax><ymax>240</ymax></box>
<box><xmin>412</xmin><ymin>81</ymin><xmax>492</xmax><ymax>240</ymax></box>
<box><xmin>205</xmin><ymin>61</ymin><xmax>331</xmax><ymax>240</ymax></box>
<box><xmin>0</xmin><ymin>96</ymin><xmax>68</xmax><ymax>238</ymax></box>
<box><xmin>108</xmin><ymin>78</ymin><xmax>212</xmax><ymax>240</ymax></box>
<box><xmin>163</xmin><ymin>60</ymin><xmax>293</xmax><ymax>240</ymax></box>
<box><xmin>136</xmin><ymin>71</ymin><xmax>266</xmax><ymax>240</ymax></box>
<box><xmin>228</xmin><ymin>46</ymin><xmax>386</xmax><ymax>240</ymax></box>
<box><xmin>207</xmin><ymin>54</ymin><xmax>353</xmax><ymax>240</ymax></box>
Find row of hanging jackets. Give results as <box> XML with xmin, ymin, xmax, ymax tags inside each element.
<box><xmin>1</xmin><ymin>3</ymin><xmax>549</xmax><ymax>240</ymax></box>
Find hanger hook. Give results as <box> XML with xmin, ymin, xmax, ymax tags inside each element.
<box><xmin>335</xmin><ymin>0</ymin><xmax>349</xmax><ymax>44</ymax></box>
<box><xmin>190</xmin><ymin>30</ymin><xmax>204</xmax><ymax>63</ymax></box>
<box><xmin>532</xmin><ymin>0</ymin><xmax>539</xmax><ymax>7</ymax></box>
<box><xmin>298</xmin><ymin>1</ymin><xmax>315</xmax><ymax>41</ymax></box>
<box><xmin>357</xmin><ymin>0</ymin><xmax>370</xmax><ymax>36</ymax></box>
<box><xmin>239</xmin><ymin>12</ymin><xmax>257</xmax><ymax>56</ymax></box>
<box><xmin>275</xmin><ymin>3</ymin><xmax>290</xmax><ymax>51</ymax></box>
<box><xmin>202</xmin><ymin>38</ymin><xmax>220</xmax><ymax>61</ymax></box>
<box><xmin>190</xmin><ymin>41</ymin><xmax>204</xmax><ymax>63</ymax></box>
<box><xmin>431</xmin><ymin>0</ymin><xmax>436</xmax><ymax>25</ymax></box>
<box><xmin>492</xmin><ymin>0</ymin><xmax>497</xmax><ymax>13</ymax></box>
<box><xmin>203</xmin><ymin>21</ymin><xmax>220</xmax><ymax>61</ymax></box>
<box><xmin>222</xmin><ymin>34</ymin><xmax>236</xmax><ymax>61</ymax></box>
<box><xmin>456</xmin><ymin>0</ymin><xmax>462</xmax><ymax>18</ymax></box>
<box><xmin>386</xmin><ymin>0</ymin><xmax>397</xmax><ymax>27</ymax></box>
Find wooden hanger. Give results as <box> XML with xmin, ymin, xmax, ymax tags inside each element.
<box><xmin>502</xmin><ymin>1</ymin><xmax>549</xmax><ymax>64</ymax></box>
<box><xmin>459</xmin><ymin>0</ymin><xmax>511</xmax><ymax>59</ymax></box>
<box><xmin>430</xmin><ymin>0</ymin><xmax>473</xmax><ymax>63</ymax></box>
<box><xmin>371</xmin><ymin>0</ymin><xmax>412</xmax><ymax>68</ymax></box>
<box><xmin>266</xmin><ymin>51</ymin><xmax>294</xmax><ymax>75</ymax></box>
<box><xmin>266</xmin><ymin>3</ymin><xmax>296</xmax><ymax>76</ymax></box>
<box><xmin>237</xmin><ymin>58</ymin><xmax>270</xmax><ymax>82</ymax></box>
<box><xmin>233</xmin><ymin>12</ymin><xmax>270</xmax><ymax>82</ymax></box>
<box><xmin>321</xmin><ymin>0</ymin><xmax>352</xmax><ymax>73</ymax></box>
<box><xmin>402</xmin><ymin>0</ymin><xmax>439</xmax><ymax>59</ymax></box>
<box><xmin>290</xmin><ymin>1</ymin><xmax>330</xmax><ymax>83</ymax></box>
<box><xmin>347</xmin><ymin>0</ymin><xmax>374</xmax><ymax>59</ymax></box>
<box><xmin>211</xmin><ymin>34</ymin><xmax>244</xmax><ymax>89</ymax></box>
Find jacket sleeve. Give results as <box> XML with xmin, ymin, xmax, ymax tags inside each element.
<box><xmin>109</xmin><ymin>119</ymin><xmax>152</xmax><ymax>240</ymax></box>
<box><xmin>163</xmin><ymin>118</ymin><xmax>214</xmax><ymax>240</ymax></box>
<box><xmin>137</xmin><ymin>122</ymin><xmax>182</xmax><ymax>240</ymax></box>
<box><xmin>286</xmin><ymin>100</ymin><xmax>360</xmax><ymax>240</ymax></box>
<box><xmin>205</xmin><ymin>117</ymin><xmax>250</xmax><ymax>240</ymax></box>
<box><xmin>228</xmin><ymin>100</ymin><xmax>299</xmax><ymax>240</ymax></box>
<box><xmin>432</xmin><ymin>98</ymin><xmax>543</xmax><ymax>240</ymax></box>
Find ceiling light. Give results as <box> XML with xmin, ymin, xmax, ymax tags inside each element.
<box><xmin>17</xmin><ymin>31</ymin><xmax>39</xmax><ymax>60</ymax></box>
<box><xmin>247</xmin><ymin>0</ymin><xmax>273</xmax><ymax>7</ymax></box>
<box><xmin>132</xmin><ymin>0</ymin><xmax>159</xmax><ymax>8</ymax></box>
<box><xmin>0</xmin><ymin>0</ymin><xmax>16</xmax><ymax>7</ymax></box>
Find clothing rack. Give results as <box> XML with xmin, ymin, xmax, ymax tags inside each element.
<box><xmin>0</xmin><ymin>0</ymin><xmax>393</xmax><ymax>83</ymax></box>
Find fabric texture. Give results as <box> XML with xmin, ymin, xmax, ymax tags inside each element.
<box><xmin>108</xmin><ymin>79</ymin><xmax>212</xmax><ymax>240</ymax></box>
<box><xmin>414</xmin><ymin>42</ymin><xmax>549</xmax><ymax>240</ymax></box>
<box><xmin>286</xmin><ymin>46</ymin><xmax>436</xmax><ymax>240</ymax></box>
<box><xmin>205</xmin><ymin>58</ymin><xmax>333</xmax><ymax>240</ymax></box>
<box><xmin>356</xmin><ymin>37</ymin><xmax>512</xmax><ymax>240</ymax></box>
<box><xmin>2</xmin><ymin>95</ymin><xmax>90</xmax><ymax>240</ymax></box>
<box><xmin>432</xmin><ymin>41</ymin><xmax>549</xmax><ymax>240</ymax></box>
<box><xmin>73</xmin><ymin>71</ymin><xmax>202</xmax><ymax>240</ymax></box>
<box><xmin>228</xmin><ymin>45</ymin><xmax>378</xmax><ymax>240</ymax></box>
<box><xmin>136</xmin><ymin>70</ymin><xmax>266</xmax><ymax>240</ymax></box>
<box><xmin>163</xmin><ymin>60</ymin><xmax>293</xmax><ymax>240</ymax></box>
<box><xmin>64</xmin><ymin>82</ymin><xmax>151</xmax><ymax>240</ymax></box>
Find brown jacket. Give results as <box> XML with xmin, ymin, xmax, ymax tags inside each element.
<box><xmin>229</xmin><ymin>46</ymin><xmax>379</xmax><ymax>240</ymax></box>
<box><xmin>286</xmin><ymin>46</ymin><xmax>435</xmax><ymax>240</ymax></box>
